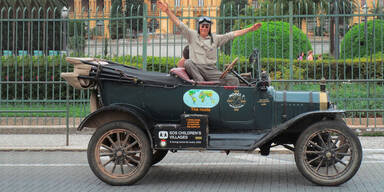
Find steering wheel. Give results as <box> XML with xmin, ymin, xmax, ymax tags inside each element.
<box><xmin>220</xmin><ymin>57</ymin><xmax>239</xmax><ymax>79</ymax></box>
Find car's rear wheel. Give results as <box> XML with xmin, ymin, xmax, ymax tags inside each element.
<box><xmin>87</xmin><ymin>121</ymin><xmax>152</xmax><ymax>185</ymax></box>
<box><xmin>152</xmin><ymin>150</ymin><xmax>168</xmax><ymax>165</ymax></box>
<box><xmin>294</xmin><ymin>120</ymin><xmax>362</xmax><ymax>186</ymax></box>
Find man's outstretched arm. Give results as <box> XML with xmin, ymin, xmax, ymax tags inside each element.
<box><xmin>157</xmin><ymin>0</ymin><xmax>181</xmax><ymax>27</ymax></box>
<box><xmin>233</xmin><ymin>23</ymin><xmax>262</xmax><ymax>37</ymax></box>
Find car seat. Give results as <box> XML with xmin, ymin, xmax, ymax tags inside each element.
<box><xmin>169</xmin><ymin>68</ymin><xmax>220</xmax><ymax>85</ymax></box>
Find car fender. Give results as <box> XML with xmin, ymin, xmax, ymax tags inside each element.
<box><xmin>250</xmin><ymin>110</ymin><xmax>345</xmax><ymax>150</ymax></box>
<box><xmin>78</xmin><ymin>104</ymin><xmax>153</xmax><ymax>146</ymax></box>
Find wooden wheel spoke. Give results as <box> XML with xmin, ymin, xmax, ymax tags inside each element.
<box><xmin>305</xmin><ymin>151</ymin><xmax>323</xmax><ymax>154</ymax></box>
<box><xmin>332</xmin><ymin>137</ymin><xmax>340</xmax><ymax>148</ymax></box>
<box><xmin>122</xmin><ymin>134</ymin><xmax>130</xmax><ymax>146</ymax></box>
<box><xmin>100</xmin><ymin>152</ymin><xmax>114</xmax><ymax>157</ymax></box>
<box><xmin>315</xmin><ymin>158</ymin><xmax>324</xmax><ymax>171</ymax></box>
<box><xmin>335</xmin><ymin>157</ymin><xmax>347</xmax><ymax>167</ymax></box>
<box><xmin>101</xmin><ymin>144</ymin><xmax>114</xmax><ymax>152</ymax></box>
<box><xmin>332</xmin><ymin>159</ymin><xmax>339</xmax><ymax>174</ymax></box>
<box><xmin>107</xmin><ymin>136</ymin><xmax>117</xmax><ymax>148</ymax></box>
<box><xmin>126</xmin><ymin>150</ymin><xmax>141</xmax><ymax>154</ymax></box>
<box><xmin>308</xmin><ymin>141</ymin><xmax>324</xmax><ymax>150</ymax></box>
<box><xmin>325</xmin><ymin>160</ymin><xmax>329</xmax><ymax>176</ymax></box>
<box><xmin>123</xmin><ymin>140</ymin><xmax>138</xmax><ymax>151</ymax></box>
<box><xmin>103</xmin><ymin>157</ymin><xmax>115</xmax><ymax>167</ymax></box>
<box><xmin>126</xmin><ymin>156</ymin><xmax>140</xmax><ymax>164</ymax></box>
<box><xmin>120</xmin><ymin>162</ymin><xmax>124</xmax><ymax>174</ymax></box>
<box><xmin>317</xmin><ymin>133</ymin><xmax>327</xmax><ymax>147</ymax></box>
<box><xmin>117</xmin><ymin>132</ymin><xmax>122</xmax><ymax>146</ymax></box>
<box><xmin>308</xmin><ymin>155</ymin><xmax>323</xmax><ymax>164</ymax></box>
<box><xmin>334</xmin><ymin>143</ymin><xmax>350</xmax><ymax>152</ymax></box>
<box><xmin>335</xmin><ymin>152</ymin><xmax>351</xmax><ymax>156</ymax></box>
<box><xmin>111</xmin><ymin>163</ymin><xmax>116</xmax><ymax>174</ymax></box>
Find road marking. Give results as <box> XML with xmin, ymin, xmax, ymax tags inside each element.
<box><xmin>0</xmin><ymin>164</ymin><xmax>88</xmax><ymax>167</ymax></box>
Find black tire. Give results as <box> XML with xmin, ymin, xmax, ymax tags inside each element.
<box><xmin>294</xmin><ymin>120</ymin><xmax>362</xmax><ymax>186</ymax></box>
<box><xmin>87</xmin><ymin>121</ymin><xmax>152</xmax><ymax>186</ymax></box>
<box><xmin>152</xmin><ymin>150</ymin><xmax>168</xmax><ymax>165</ymax></box>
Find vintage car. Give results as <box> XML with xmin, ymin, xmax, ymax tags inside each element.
<box><xmin>61</xmin><ymin>50</ymin><xmax>362</xmax><ymax>186</ymax></box>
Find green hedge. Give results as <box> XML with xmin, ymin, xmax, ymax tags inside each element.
<box><xmin>231</xmin><ymin>21</ymin><xmax>312</xmax><ymax>59</ymax></box>
<box><xmin>1</xmin><ymin>55</ymin><xmax>383</xmax><ymax>100</ymax></box>
<box><xmin>341</xmin><ymin>20</ymin><xmax>384</xmax><ymax>58</ymax></box>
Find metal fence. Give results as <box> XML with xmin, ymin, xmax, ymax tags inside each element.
<box><xmin>1</xmin><ymin>2</ymin><xmax>383</xmax><ymax>142</ymax></box>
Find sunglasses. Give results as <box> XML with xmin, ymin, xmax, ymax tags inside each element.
<box><xmin>200</xmin><ymin>24</ymin><xmax>210</xmax><ymax>28</ymax></box>
<box><xmin>198</xmin><ymin>16</ymin><xmax>211</xmax><ymax>23</ymax></box>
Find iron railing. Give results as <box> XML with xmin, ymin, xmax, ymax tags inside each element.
<box><xmin>1</xmin><ymin>2</ymin><xmax>383</xmax><ymax>143</ymax></box>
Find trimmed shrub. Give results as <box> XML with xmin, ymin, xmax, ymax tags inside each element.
<box><xmin>340</xmin><ymin>20</ymin><xmax>384</xmax><ymax>58</ymax></box>
<box><xmin>231</xmin><ymin>21</ymin><xmax>312</xmax><ymax>59</ymax></box>
<box><xmin>1</xmin><ymin>55</ymin><xmax>383</xmax><ymax>101</ymax></box>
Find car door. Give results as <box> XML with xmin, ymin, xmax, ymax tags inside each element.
<box><xmin>219</xmin><ymin>86</ymin><xmax>256</xmax><ymax>131</ymax></box>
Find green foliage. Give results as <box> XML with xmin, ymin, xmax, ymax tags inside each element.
<box><xmin>67</xmin><ymin>20</ymin><xmax>86</xmax><ymax>54</ymax></box>
<box><xmin>109</xmin><ymin>0</ymin><xmax>125</xmax><ymax>39</ymax></box>
<box><xmin>218</xmin><ymin>0</ymin><xmax>248</xmax><ymax>54</ymax></box>
<box><xmin>124</xmin><ymin>0</ymin><xmax>144</xmax><ymax>33</ymax></box>
<box><xmin>340</xmin><ymin>20</ymin><xmax>384</xmax><ymax>58</ymax></box>
<box><xmin>1</xmin><ymin>55</ymin><xmax>383</xmax><ymax>102</ymax></box>
<box><xmin>231</xmin><ymin>21</ymin><xmax>312</xmax><ymax>59</ymax></box>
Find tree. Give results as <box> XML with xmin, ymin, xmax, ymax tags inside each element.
<box><xmin>324</xmin><ymin>0</ymin><xmax>357</xmax><ymax>59</ymax></box>
<box><xmin>218</xmin><ymin>0</ymin><xmax>248</xmax><ymax>54</ymax></box>
<box><xmin>109</xmin><ymin>0</ymin><xmax>125</xmax><ymax>39</ymax></box>
<box><xmin>125</xmin><ymin>0</ymin><xmax>144</xmax><ymax>36</ymax></box>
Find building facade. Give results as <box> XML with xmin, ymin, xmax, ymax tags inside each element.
<box><xmin>69</xmin><ymin>0</ymin><xmax>382</xmax><ymax>38</ymax></box>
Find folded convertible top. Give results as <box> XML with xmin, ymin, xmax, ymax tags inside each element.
<box><xmin>61</xmin><ymin>57</ymin><xmax>189</xmax><ymax>89</ymax></box>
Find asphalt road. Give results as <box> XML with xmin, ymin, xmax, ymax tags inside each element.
<box><xmin>1</xmin><ymin>151</ymin><xmax>384</xmax><ymax>192</ymax></box>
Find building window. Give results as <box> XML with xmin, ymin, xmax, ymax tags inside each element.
<box><xmin>198</xmin><ymin>0</ymin><xmax>204</xmax><ymax>7</ymax></box>
<box><xmin>175</xmin><ymin>0</ymin><xmax>181</xmax><ymax>7</ymax></box>
<box><xmin>82</xmin><ymin>0</ymin><xmax>89</xmax><ymax>9</ymax></box>
<box><xmin>96</xmin><ymin>0</ymin><xmax>104</xmax><ymax>10</ymax></box>
<box><xmin>96</xmin><ymin>20</ymin><xmax>104</xmax><ymax>35</ymax></box>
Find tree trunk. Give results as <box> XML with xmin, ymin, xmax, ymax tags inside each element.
<box><xmin>329</xmin><ymin>18</ymin><xmax>335</xmax><ymax>57</ymax></box>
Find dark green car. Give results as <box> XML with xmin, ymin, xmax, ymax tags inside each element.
<box><xmin>61</xmin><ymin>51</ymin><xmax>362</xmax><ymax>186</ymax></box>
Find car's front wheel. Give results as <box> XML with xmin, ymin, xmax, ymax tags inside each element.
<box><xmin>294</xmin><ymin>120</ymin><xmax>362</xmax><ymax>186</ymax></box>
<box><xmin>87</xmin><ymin>121</ymin><xmax>152</xmax><ymax>185</ymax></box>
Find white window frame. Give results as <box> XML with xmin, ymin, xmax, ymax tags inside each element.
<box><xmin>198</xmin><ymin>0</ymin><xmax>204</xmax><ymax>7</ymax></box>
<box><xmin>175</xmin><ymin>0</ymin><xmax>181</xmax><ymax>7</ymax></box>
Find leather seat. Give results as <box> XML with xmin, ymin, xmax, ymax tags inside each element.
<box><xmin>169</xmin><ymin>68</ymin><xmax>220</xmax><ymax>85</ymax></box>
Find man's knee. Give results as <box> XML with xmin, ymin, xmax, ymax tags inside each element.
<box><xmin>226</xmin><ymin>75</ymin><xmax>239</xmax><ymax>86</ymax></box>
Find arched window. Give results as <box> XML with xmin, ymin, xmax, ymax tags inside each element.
<box><xmin>82</xmin><ymin>0</ymin><xmax>89</xmax><ymax>10</ymax></box>
<box><xmin>97</xmin><ymin>0</ymin><xmax>104</xmax><ymax>10</ymax></box>
<box><xmin>198</xmin><ymin>0</ymin><xmax>204</xmax><ymax>7</ymax></box>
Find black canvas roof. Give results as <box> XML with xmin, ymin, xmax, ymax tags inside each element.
<box><xmin>98</xmin><ymin>63</ymin><xmax>189</xmax><ymax>86</ymax></box>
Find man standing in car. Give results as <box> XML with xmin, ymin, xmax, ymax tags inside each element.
<box><xmin>157</xmin><ymin>0</ymin><xmax>262</xmax><ymax>86</ymax></box>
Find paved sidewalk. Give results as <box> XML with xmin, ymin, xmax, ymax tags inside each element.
<box><xmin>0</xmin><ymin>134</ymin><xmax>383</xmax><ymax>152</ymax></box>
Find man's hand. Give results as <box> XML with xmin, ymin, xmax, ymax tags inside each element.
<box><xmin>249</xmin><ymin>23</ymin><xmax>262</xmax><ymax>32</ymax></box>
<box><xmin>234</xmin><ymin>23</ymin><xmax>262</xmax><ymax>37</ymax></box>
<box><xmin>157</xmin><ymin>0</ymin><xmax>169</xmax><ymax>12</ymax></box>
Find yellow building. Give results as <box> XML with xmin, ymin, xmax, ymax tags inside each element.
<box><xmin>69</xmin><ymin>0</ymin><xmax>254</xmax><ymax>37</ymax></box>
<box><xmin>68</xmin><ymin>0</ymin><xmax>382</xmax><ymax>38</ymax></box>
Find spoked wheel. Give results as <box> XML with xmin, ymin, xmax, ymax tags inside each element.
<box><xmin>295</xmin><ymin>120</ymin><xmax>362</xmax><ymax>186</ymax></box>
<box><xmin>87</xmin><ymin>121</ymin><xmax>152</xmax><ymax>185</ymax></box>
<box><xmin>152</xmin><ymin>150</ymin><xmax>168</xmax><ymax>165</ymax></box>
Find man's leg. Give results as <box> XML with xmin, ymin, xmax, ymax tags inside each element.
<box><xmin>184</xmin><ymin>60</ymin><xmax>205</xmax><ymax>81</ymax></box>
<box><xmin>201</xmin><ymin>65</ymin><xmax>239</xmax><ymax>86</ymax></box>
